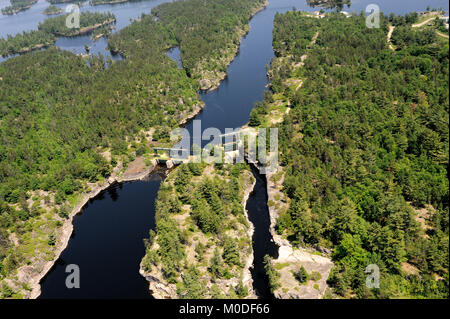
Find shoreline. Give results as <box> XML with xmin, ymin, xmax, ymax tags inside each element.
<box><xmin>1</xmin><ymin>1</ymin><xmax>37</xmax><ymax>15</ymax></box>
<box><xmin>197</xmin><ymin>0</ymin><xmax>269</xmax><ymax>92</ymax></box>
<box><xmin>90</xmin><ymin>0</ymin><xmax>129</xmax><ymax>5</ymax></box>
<box><xmin>53</xmin><ymin>19</ymin><xmax>116</xmax><ymax>37</ymax></box>
<box><xmin>26</xmin><ymin>159</ymin><xmax>160</xmax><ymax>299</ymax></box>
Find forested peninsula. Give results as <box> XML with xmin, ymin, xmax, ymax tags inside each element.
<box><xmin>141</xmin><ymin>163</ymin><xmax>256</xmax><ymax>299</ymax></box>
<box><xmin>109</xmin><ymin>0</ymin><xmax>268</xmax><ymax>90</ymax></box>
<box><xmin>0</xmin><ymin>0</ymin><xmax>267</xmax><ymax>299</ymax></box>
<box><xmin>251</xmin><ymin>11</ymin><xmax>448</xmax><ymax>299</ymax></box>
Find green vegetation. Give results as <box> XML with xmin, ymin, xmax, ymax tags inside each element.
<box><xmin>261</xmin><ymin>11</ymin><xmax>448</xmax><ymax>298</ymax></box>
<box><xmin>38</xmin><ymin>11</ymin><xmax>116</xmax><ymax>36</ymax></box>
<box><xmin>141</xmin><ymin>163</ymin><xmax>254</xmax><ymax>298</ymax></box>
<box><xmin>1</xmin><ymin>0</ymin><xmax>37</xmax><ymax>15</ymax></box>
<box><xmin>294</xmin><ymin>266</ymin><xmax>309</xmax><ymax>283</ymax></box>
<box><xmin>1</xmin><ymin>11</ymin><xmax>116</xmax><ymax>56</ymax></box>
<box><xmin>42</xmin><ymin>5</ymin><xmax>63</xmax><ymax>16</ymax></box>
<box><xmin>264</xmin><ymin>255</ymin><xmax>281</xmax><ymax>293</ymax></box>
<box><xmin>109</xmin><ymin>0</ymin><xmax>266</xmax><ymax>89</ymax></box>
<box><xmin>0</xmin><ymin>30</ymin><xmax>56</xmax><ymax>57</ymax></box>
<box><xmin>0</xmin><ymin>0</ymin><xmax>265</xmax><ymax>298</ymax></box>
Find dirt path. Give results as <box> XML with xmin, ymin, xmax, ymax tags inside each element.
<box><xmin>387</xmin><ymin>25</ymin><xmax>395</xmax><ymax>50</ymax></box>
<box><xmin>436</xmin><ymin>30</ymin><xmax>449</xmax><ymax>39</ymax></box>
<box><xmin>412</xmin><ymin>15</ymin><xmax>441</xmax><ymax>28</ymax></box>
<box><xmin>311</xmin><ymin>31</ymin><xmax>319</xmax><ymax>45</ymax></box>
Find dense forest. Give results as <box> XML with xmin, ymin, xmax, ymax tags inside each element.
<box><xmin>141</xmin><ymin>163</ymin><xmax>254</xmax><ymax>298</ymax></box>
<box><xmin>0</xmin><ymin>30</ymin><xmax>56</xmax><ymax>57</ymax></box>
<box><xmin>0</xmin><ymin>0</ymin><xmax>266</xmax><ymax>298</ymax></box>
<box><xmin>38</xmin><ymin>11</ymin><xmax>116</xmax><ymax>36</ymax></box>
<box><xmin>109</xmin><ymin>0</ymin><xmax>266</xmax><ymax>88</ymax></box>
<box><xmin>255</xmin><ymin>11</ymin><xmax>448</xmax><ymax>298</ymax></box>
<box><xmin>1</xmin><ymin>0</ymin><xmax>37</xmax><ymax>15</ymax></box>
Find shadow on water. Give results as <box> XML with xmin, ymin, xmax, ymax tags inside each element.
<box><xmin>39</xmin><ymin>167</ymin><xmax>167</xmax><ymax>299</ymax></box>
<box><xmin>246</xmin><ymin>164</ymin><xmax>279</xmax><ymax>299</ymax></box>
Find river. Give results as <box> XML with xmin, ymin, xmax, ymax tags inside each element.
<box><xmin>1</xmin><ymin>0</ymin><xmax>443</xmax><ymax>298</ymax></box>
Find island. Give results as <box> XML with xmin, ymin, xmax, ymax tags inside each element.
<box><xmin>1</xmin><ymin>0</ymin><xmax>37</xmax><ymax>15</ymax></box>
<box><xmin>42</xmin><ymin>5</ymin><xmax>63</xmax><ymax>16</ymax></box>
<box><xmin>140</xmin><ymin>163</ymin><xmax>256</xmax><ymax>298</ymax></box>
<box><xmin>38</xmin><ymin>11</ymin><xmax>116</xmax><ymax>37</ymax></box>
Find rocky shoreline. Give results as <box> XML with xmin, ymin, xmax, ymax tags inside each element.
<box><xmin>1</xmin><ymin>1</ymin><xmax>37</xmax><ymax>15</ymax></box>
<box><xmin>265</xmin><ymin>169</ymin><xmax>333</xmax><ymax>299</ymax></box>
<box><xmin>22</xmin><ymin>159</ymin><xmax>160</xmax><ymax>299</ymax></box>
<box><xmin>197</xmin><ymin>1</ymin><xmax>269</xmax><ymax>91</ymax></box>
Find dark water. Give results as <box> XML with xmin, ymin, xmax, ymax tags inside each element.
<box><xmin>39</xmin><ymin>171</ymin><xmax>166</xmax><ymax>298</ymax></box>
<box><xmin>246</xmin><ymin>165</ymin><xmax>279</xmax><ymax>298</ymax></box>
<box><xmin>34</xmin><ymin>0</ymin><xmax>448</xmax><ymax>299</ymax></box>
<box><xmin>166</xmin><ymin>46</ymin><xmax>183</xmax><ymax>69</ymax></box>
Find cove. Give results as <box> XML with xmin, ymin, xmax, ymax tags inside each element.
<box><xmin>37</xmin><ymin>0</ymin><xmax>449</xmax><ymax>299</ymax></box>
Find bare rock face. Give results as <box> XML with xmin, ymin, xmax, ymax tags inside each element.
<box><xmin>265</xmin><ymin>170</ymin><xmax>333</xmax><ymax>299</ymax></box>
<box><xmin>272</xmin><ymin>245</ymin><xmax>333</xmax><ymax>299</ymax></box>
<box><xmin>140</xmin><ymin>269</ymin><xmax>178</xmax><ymax>299</ymax></box>
<box><xmin>199</xmin><ymin>79</ymin><xmax>212</xmax><ymax>91</ymax></box>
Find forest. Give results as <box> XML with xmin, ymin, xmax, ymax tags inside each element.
<box><xmin>0</xmin><ymin>0</ymin><xmax>266</xmax><ymax>298</ymax></box>
<box><xmin>141</xmin><ymin>163</ymin><xmax>254</xmax><ymax>298</ymax></box>
<box><xmin>306</xmin><ymin>0</ymin><xmax>350</xmax><ymax>10</ymax></box>
<box><xmin>109</xmin><ymin>0</ymin><xmax>266</xmax><ymax>88</ymax></box>
<box><xmin>0</xmin><ymin>30</ymin><xmax>56</xmax><ymax>57</ymax></box>
<box><xmin>255</xmin><ymin>11</ymin><xmax>449</xmax><ymax>298</ymax></box>
<box><xmin>38</xmin><ymin>11</ymin><xmax>116</xmax><ymax>36</ymax></box>
<box><xmin>1</xmin><ymin>0</ymin><xmax>37</xmax><ymax>15</ymax></box>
